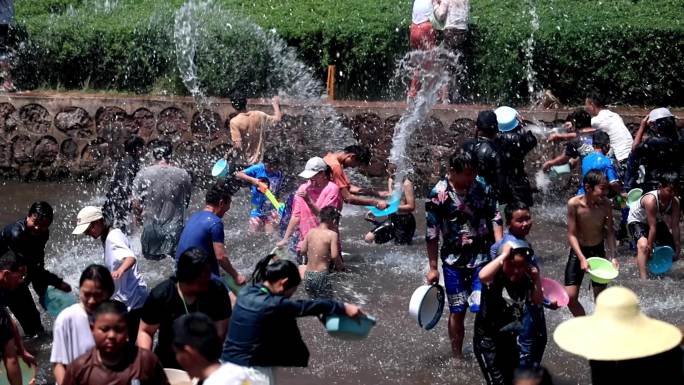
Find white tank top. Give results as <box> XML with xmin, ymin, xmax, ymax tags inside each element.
<box><xmin>627</xmin><ymin>190</ymin><xmax>674</xmax><ymax>224</ymax></box>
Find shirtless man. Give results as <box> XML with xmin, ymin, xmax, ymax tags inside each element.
<box><xmin>300</xmin><ymin>206</ymin><xmax>342</xmax><ymax>299</ymax></box>
<box><xmin>565</xmin><ymin>170</ymin><xmax>618</xmax><ymax>317</ymax></box>
<box><xmin>229</xmin><ymin>94</ymin><xmax>282</xmax><ymax>165</ymax></box>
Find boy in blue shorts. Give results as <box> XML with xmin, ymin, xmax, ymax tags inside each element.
<box><xmin>236</xmin><ymin>153</ymin><xmax>284</xmax><ymax>233</ymax></box>
<box><xmin>426</xmin><ymin>152</ymin><xmax>497</xmax><ymax>359</ymax></box>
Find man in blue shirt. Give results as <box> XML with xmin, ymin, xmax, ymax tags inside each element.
<box><xmin>176</xmin><ymin>179</ymin><xmax>246</xmax><ymax>286</ymax></box>
<box><xmin>578</xmin><ymin>131</ymin><xmax>622</xmax><ymax>196</ymax></box>
<box><xmin>235</xmin><ymin>153</ymin><xmax>284</xmax><ymax>233</ymax></box>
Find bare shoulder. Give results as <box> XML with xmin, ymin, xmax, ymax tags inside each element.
<box><xmin>567</xmin><ymin>195</ymin><xmax>582</xmax><ymax>208</ymax></box>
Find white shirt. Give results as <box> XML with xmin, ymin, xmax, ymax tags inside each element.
<box><xmin>204</xmin><ymin>363</ymin><xmax>272</xmax><ymax>385</ymax></box>
<box><xmin>104</xmin><ymin>228</ymin><xmax>148</xmax><ymax>310</ymax></box>
<box><xmin>412</xmin><ymin>0</ymin><xmax>433</xmax><ymax>24</ymax></box>
<box><xmin>591</xmin><ymin>109</ymin><xmax>634</xmax><ymax>162</ymax></box>
<box><xmin>50</xmin><ymin>304</ymin><xmax>94</xmax><ymax>365</ymax></box>
<box><xmin>434</xmin><ymin>0</ymin><xmax>470</xmax><ymax>30</ymax></box>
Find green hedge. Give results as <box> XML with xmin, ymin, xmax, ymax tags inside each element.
<box><xmin>13</xmin><ymin>0</ymin><xmax>684</xmax><ymax>105</ymax></box>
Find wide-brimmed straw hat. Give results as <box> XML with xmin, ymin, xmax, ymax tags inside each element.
<box><xmin>553</xmin><ymin>286</ymin><xmax>681</xmax><ymax>361</ymax></box>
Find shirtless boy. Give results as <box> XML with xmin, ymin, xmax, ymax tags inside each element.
<box><xmin>301</xmin><ymin>206</ymin><xmax>343</xmax><ymax>299</ymax></box>
<box><xmin>565</xmin><ymin>170</ymin><xmax>618</xmax><ymax>317</ymax></box>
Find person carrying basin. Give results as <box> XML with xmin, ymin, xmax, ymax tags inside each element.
<box><xmin>176</xmin><ymin>179</ymin><xmax>247</xmax><ymax>288</ymax></box>
<box><xmin>137</xmin><ymin>248</ymin><xmax>231</xmax><ymax>370</ymax></box>
<box><xmin>626</xmin><ymin>108</ymin><xmax>682</xmax><ymax>193</ymax></box>
<box><xmin>235</xmin><ymin>152</ymin><xmax>285</xmax><ymax>233</ymax></box>
<box><xmin>584</xmin><ymin>91</ymin><xmax>633</xmax><ymax>178</ymax></box>
<box><xmin>220</xmin><ymin>254</ymin><xmax>364</xmax><ymax>383</ymax></box>
<box><xmin>542</xmin><ymin>109</ymin><xmax>594</xmax><ymax>173</ymax></box>
<box><xmin>490</xmin><ymin>202</ymin><xmax>559</xmax><ymax>369</ymax></box>
<box><xmin>475</xmin><ymin>237</ymin><xmax>544</xmax><ymax>385</ymax></box>
<box><xmin>493</xmin><ymin>107</ymin><xmax>537</xmax><ymax>208</ymax></box>
<box><xmin>462</xmin><ymin>110</ymin><xmax>506</xmax><ymax>240</ymax></box>
<box><xmin>51</xmin><ymin>265</ymin><xmax>115</xmax><ymax>385</ymax></box>
<box><xmin>278</xmin><ymin>157</ymin><xmax>342</xmax><ymax>264</ymax></box>
<box><xmin>364</xmin><ymin>162</ymin><xmax>416</xmax><ymax>245</ymax></box>
<box><xmin>565</xmin><ymin>170</ymin><xmax>618</xmax><ymax>317</ymax></box>
<box><xmin>425</xmin><ymin>152</ymin><xmax>498</xmax><ymax>359</ymax></box>
<box><xmin>0</xmin><ymin>201</ymin><xmax>71</xmax><ymax>338</ymax></box>
<box><xmin>73</xmin><ymin>206</ymin><xmax>148</xmax><ymax>341</ymax></box>
<box><xmin>627</xmin><ymin>173</ymin><xmax>680</xmax><ymax>279</ymax></box>
<box><xmin>576</xmin><ymin>131</ymin><xmax>623</xmax><ymax>197</ymax></box>
<box><xmin>229</xmin><ymin>92</ymin><xmax>282</xmax><ymax>166</ymax></box>
<box><xmin>132</xmin><ymin>140</ymin><xmax>192</xmax><ymax>261</ymax></box>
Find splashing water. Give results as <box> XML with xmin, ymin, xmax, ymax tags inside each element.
<box><xmin>525</xmin><ymin>0</ymin><xmax>542</xmax><ymax>106</ymax></box>
<box><xmin>173</xmin><ymin>0</ymin><xmax>353</xmax><ymax>158</ymax></box>
<box><xmin>388</xmin><ymin>48</ymin><xmax>459</xmax><ymax>201</ymax></box>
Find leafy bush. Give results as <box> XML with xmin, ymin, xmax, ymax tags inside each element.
<box><xmin>12</xmin><ymin>0</ymin><xmax>684</xmax><ymax>105</ymax></box>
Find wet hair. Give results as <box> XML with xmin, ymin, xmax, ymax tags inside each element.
<box><xmin>448</xmin><ymin>152</ymin><xmax>475</xmax><ymax>173</ymax></box>
<box><xmin>343</xmin><ymin>145</ymin><xmax>371</xmax><ymax>165</ymax></box>
<box><xmin>504</xmin><ymin>201</ymin><xmax>530</xmax><ymax>224</ymax></box>
<box><xmin>0</xmin><ymin>250</ymin><xmax>25</xmax><ymax>272</ymax></box>
<box><xmin>262</xmin><ymin>152</ymin><xmax>279</xmax><ymax>167</ymax></box>
<box><xmin>124</xmin><ymin>135</ymin><xmax>145</xmax><ymax>155</ymax></box>
<box><xmin>28</xmin><ymin>201</ymin><xmax>53</xmax><ymax>222</ymax></box>
<box><xmin>230</xmin><ymin>90</ymin><xmax>247</xmax><ymax>112</ymax></box>
<box><xmin>476</xmin><ymin>110</ymin><xmax>498</xmax><ymax>136</ymax></box>
<box><xmin>658</xmin><ymin>172</ymin><xmax>679</xmax><ymax>190</ymax></box>
<box><xmin>93</xmin><ymin>300</ymin><xmax>128</xmax><ymax>320</ymax></box>
<box><xmin>173</xmin><ymin>313</ymin><xmax>221</xmax><ymax>362</ymax></box>
<box><xmin>324</xmin><ymin>165</ymin><xmax>333</xmax><ymax>180</ymax></box>
<box><xmin>583</xmin><ymin>169</ymin><xmax>608</xmax><ymax>190</ymax></box>
<box><xmin>151</xmin><ymin>140</ymin><xmax>173</xmax><ymax>161</ymax></box>
<box><xmin>205</xmin><ymin>179</ymin><xmax>238</xmax><ymax>205</ymax></box>
<box><xmin>176</xmin><ymin>248</ymin><xmax>210</xmax><ymax>283</ymax></box>
<box><xmin>251</xmin><ymin>254</ymin><xmax>301</xmax><ymax>289</ymax></box>
<box><xmin>79</xmin><ymin>264</ymin><xmax>115</xmax><ymax>297</ymax></box>
<box><xmin>566</xmin><ymin>109</ymin><xmax>592</xmax><ymax>130</ymax></box>
<box><xmin>592</xmin><ymin>131</ymin><xmax>610</xmax><ymax>149</ymax></box>
<box><xmin>319</xmin><ymin>206</ymin><xmax>340</xmax><ymax>224</ymax></box>
<box><xmin>586</xmin><ymin>91</ymin><xmax>608</xmax><ymax>108</ymax></box>
<box><xmin>513</xmin><ymin>366</ymin><xmax>553</xmax><ymax>385</ymax></box>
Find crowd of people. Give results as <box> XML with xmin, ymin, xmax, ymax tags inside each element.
<box><xmin>0</xmin><ymin>89</ymin><xmax>682</xmax><ymax>385</ymax></box>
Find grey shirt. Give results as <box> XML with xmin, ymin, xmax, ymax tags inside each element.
<box><xmin>133</xmin><ymin>164</ymin><xmax>192</xmax><ymax>257</ymax></box>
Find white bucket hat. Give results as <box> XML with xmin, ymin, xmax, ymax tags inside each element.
<box><xmin>298</xmin><ymin>157</ymin><xmax>328</xmax><ymax>179</ymax></box>
<box><xmin>72</xmin><ymin>206</ymin><xmax>103</xmax><ymax>235</ymax></box>
<box><xmin>647</xmin><ymin>107</ymin><xmax>674</xmax><ymax>123</ymax></box>
<box><xmin>553</xmin><ymin>286</ymin><xmax>682</xmax><ymax>361</ymax></box>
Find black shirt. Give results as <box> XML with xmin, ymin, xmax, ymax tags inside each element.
<box><xmin>140</xmin><ymin>277</ymin><xmax>231</xmax><ymax>368</ymax></box>
<box><xmin>475</xmin><ymin>270</ymin><xmax>533</xmax><ymax>336</ymax></box>
<box><xmin>0</xmin><ymin>218</ymin><xmax>61</xmax><ymax>294</ymax></box>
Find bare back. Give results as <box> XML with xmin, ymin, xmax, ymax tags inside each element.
<box><xmin>569</xmin><ymin>195</ymin><xmax>612</xmax><ymax>247</ymax></box>
<box><xmin>302</xmin><ymin>227</ymin><xmax>339</xmax><ymax>272</ymax></box>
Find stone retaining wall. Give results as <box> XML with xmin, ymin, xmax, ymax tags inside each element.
<box><xmin>0</xmin><ymin>92</ymin><xmax>680</xmax><ymax>189</ymax></box>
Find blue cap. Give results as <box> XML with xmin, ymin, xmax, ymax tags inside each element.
<box><xmin>495</xmin><ymin>106</ymin><xmax>519</xmax><ymax>132</ymax></box>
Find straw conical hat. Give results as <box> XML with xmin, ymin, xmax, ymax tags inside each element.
<box><xmin>554</xmin><ymin>286</ymin><xmax>682</xmax><ymax>361</ymax></box>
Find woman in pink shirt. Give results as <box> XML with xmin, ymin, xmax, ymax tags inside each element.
<box><xmin>277</xmin><ymin>157</ymin><xmax>342</xmax><ymax>260</ymax></box>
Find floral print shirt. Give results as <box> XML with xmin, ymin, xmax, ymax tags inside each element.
<box><xmin>425</xmin><ymin>178</ymin><xmax>497</xmax><ymax>268</ymax></box>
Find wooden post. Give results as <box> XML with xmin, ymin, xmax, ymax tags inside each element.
<box><xmin>327</xmin><ymin>65</ymin><xmax>336</xmax><ymax>100</ymax></box>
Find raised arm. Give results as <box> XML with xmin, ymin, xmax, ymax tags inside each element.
<box><xmin>399</xmin><ymin>179</ymin><xmax>416</xmax><ymax>214</ymax></box>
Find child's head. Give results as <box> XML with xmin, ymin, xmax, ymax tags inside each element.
<box><xmin>448</xmin><ymin>152</ymin><xmax>476</xmax><ymax>189</ymax></box>
<box><xmin>565</xmin><ymin>109</ymin><xmax>592</xmax><ymax>131</ymax></box>
<box><xmin>27</xmin><ymin>201</ymin><xmax>53</xmax><ymax>235</ymax></box>
<box><xmin>251</xmin><ymin>254</ymin><xmax>301</xmax><ymax>298</ymax></box>
<box><xmin>342</xmin><ymin>145</ymin><xmax>371</xmax><ymax>167</ymax></box>
<box><xmin>476</xmin><ymin>110</ymin><xmax>498</xmax><ymax>138</ymax></box>
<box><xmin>0</xmin><ymin>250</ymin><xmax>26</xmax><ymax>291</ymax></box>
<box><xmin>173</xmin><ymin>313</ymin><xmax>222</xmax><ymax>378</ymax></box>
<box><xmin>79</xmin><ymin>264</ymin><xmax>115</xmax><ymax>314</ymax></box>
<box><xmin>502</xmin><ymin>241</ymin><xmax>534</xmax><ymax>283</ymax></box>
<box><xmin>319</xmin><ymin>206</ymin><xmax>340</xmax><ymax>226</ymax></box>
<box><xmin>505</xmin><ymin>201</ymin><xmax>532</xmax><ymax>237</ymax></box>
<box><xmin>230</xmin><ymin>90</ymin><xmax>247</xmax><ymax>112</ymax></box>
<box><xmin>92</xmin><ymin>300</ymin><xmax>129</xmax><ymax>356</ymax></box>
<box><xmin>585</xmin><ymin>91</ymin><xmax>608</xmax><ymax>116</ymax></box>
<box><xmin>205</xmin><ymin>179</ymin><xmax>238</xmax><ymax>217</ymax></box>
<box><xmin>583</xmin><ymin>170</ymin><xmax>609</xmax><ymax>199</ymax></box>
<box><xmin>657</xmin><ymin>172</ymin><xmax>680</xmax><ymax>201</ymax></box>
<box><xmin>263</xmin><ymin>153</ymin><xmax>280</xmax><ymax>172</ymax></box>
<box><xmin>177</xmin><ymin>248</ymin><xmax>212</xmax><ymax>295</ymax></box>
<box><xmin>592</xmin><ymin>131</ymin><xmax>611</xmax><ymax>154</ymax></box>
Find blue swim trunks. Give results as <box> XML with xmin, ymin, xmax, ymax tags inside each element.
<box><xmin>443</xmin><ymin>264</ymin><xmax>482</xmax><ymax>313</ymax></box>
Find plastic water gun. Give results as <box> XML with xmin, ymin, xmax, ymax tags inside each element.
<box><xmin>257</xmin><ymin>183</ymin><xmax>285</xmax><ymax>215</ymax></box>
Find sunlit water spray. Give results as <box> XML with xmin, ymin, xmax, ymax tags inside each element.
<box><xmin>525</xmin><ymin>0</ymin><xmax>542</xmax><ymax>106</ymax></box>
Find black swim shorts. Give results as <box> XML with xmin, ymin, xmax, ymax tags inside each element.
<box><xmin>564</xmin><ymin>242</ymin><xmax>607</xmax><ymax>288</ymax></box>
<box><xmin>628</xmin><ymin>221</ymin><xmax>675</xmax><ymax>248</ymax></box>
<box><xmin>370</xmin><ymin>213</ymin><xmax>416</xmax><ymax>245</ymax></box>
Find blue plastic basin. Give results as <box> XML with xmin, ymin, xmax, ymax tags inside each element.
<box><xmin>325</xmin><ymin>315</ymin><xmax>376</xmax><ymax>340</ymax></box>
